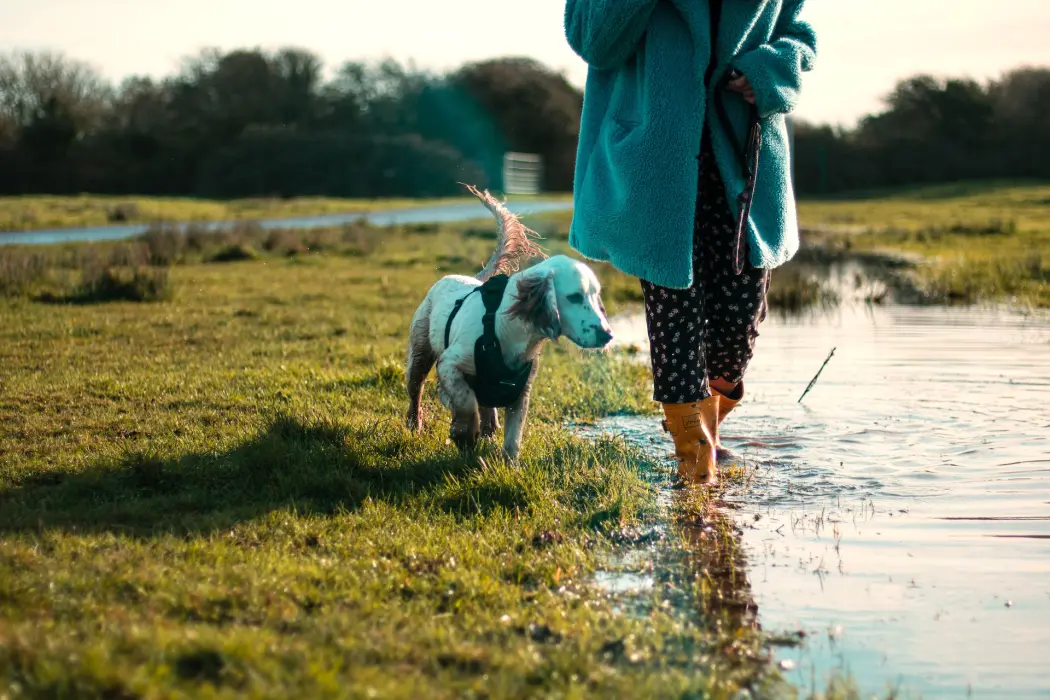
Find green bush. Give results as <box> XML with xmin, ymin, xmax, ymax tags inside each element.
<box><xmin>208</xmin><ymin>243</ymin><xmax>260</xmax><ymax>263</ymax></box>
<box><xmin>74</xmin><ymin>266</ymin><xmax>173</xmax><ymax>303</ymax></box>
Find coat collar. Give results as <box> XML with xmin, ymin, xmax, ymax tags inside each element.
<box><xmin>717</xmin><ymin>0</ymin><xmax>769</xmax><ymax>66</ymax></box>
<box><xmin>667</xmin><ymin>0</ymin><xmax>771</xmax><ymax>80</ymax></box>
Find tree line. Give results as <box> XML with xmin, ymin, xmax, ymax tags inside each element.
<box><xmin>0</xmin><ymin>50</ymin><xmax>582</xmax><ymax>198</ymax></box>
<box><xmin>793</xmin><ymin>69</ymin><xmax>1050</xmax><ymax>194</ymax></box>
<box><xmin>1</xmin><ymin>48</ymin><xmax>1048</xmax><ymax>199</ymax></box>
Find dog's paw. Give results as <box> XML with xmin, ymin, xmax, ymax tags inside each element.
<box><xmin>452</xmin><ymin>436</ymin><xmax>480</xmax><ymax>452</ymax></box>
<box><xmin>450</xmin><ymin>425</ymin><xmax>480</xmax><ymax>452</ymax></box>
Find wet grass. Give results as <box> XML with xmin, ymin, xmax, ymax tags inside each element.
<box><xmin>0</xmin><ymin>218</ymin><xmax>798</xmax><ymax>698</ymax></box>
<box><xmin>0</xmin><ymin>193</ymin><xmax>573</xmax><ymax>233</ymax></box>
<box><xmin>766</xmin><ymin>266</ymin><xmax>842</xmax><ymax>315</ymax></box>
<box><xmin>799</xmin><ymin>182</ymin><xmax>1050</xmax><ymax>308</ymax></box>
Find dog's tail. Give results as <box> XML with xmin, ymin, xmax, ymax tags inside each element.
<box><xmin>464</xmin><ymin>184</ymin><xmax>546</xmax><ymax>282</ymax></box>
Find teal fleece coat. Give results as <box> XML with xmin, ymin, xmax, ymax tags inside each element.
<box><xmin>565</xmin><ymin>0</ymin><xmax>817</xmax><ymax>289</ymax></box>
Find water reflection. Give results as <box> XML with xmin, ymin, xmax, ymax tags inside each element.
<box><xmin>596</xmin><ymin>300</ymin><xmax>1050</xmax><ymax>699</ymax></box>
<box><xmin>674</xmin><ymin>489</ymin><xmax>760</xmax><ymax>631</ymax></box>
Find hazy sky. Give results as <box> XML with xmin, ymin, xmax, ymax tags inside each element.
<box><xmin>2</xmin><ymin>0</ymin><xmax>1048</xmax><ymax>126</ymax></box>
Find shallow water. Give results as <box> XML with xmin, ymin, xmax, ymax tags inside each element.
<box><xmin>0</xmin><ymin>199</ymin><xmax>574</xmax><ymax>246</ymax></box>
<box><xmin>596</xmin><ymin>302</ymin><xmax>1050</xmax><ymax>699</ymax></box>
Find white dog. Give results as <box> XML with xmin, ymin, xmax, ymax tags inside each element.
<box><xmin>405</xmin><ymin>186</ymin><xmax>613</xmax><ymax>460</ymax></box>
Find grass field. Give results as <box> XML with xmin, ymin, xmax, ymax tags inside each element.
<box><xmin>0</xmin><ymin>218</ymin><xmax>811</xmax><ymax>698</ymax></box>
<box><xmin>0</xmin><ymin>193</ymin><xmax>575</xmax><ymax>233</ymax></box>
<box><xmin>3</xmin><ymin>182</ymin><xmax>1047</xmax><ymax>307</ymax></box>
<box><xmin>3</xmin><ymin>182</ymin><xmax>1041</xmax><ymax>697</ymax></box>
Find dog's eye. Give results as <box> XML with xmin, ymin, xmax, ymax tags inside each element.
<box><xmin>567</xmin><ymin>293</ymin><xmax>585</xmax><ymax>304</ymax></box>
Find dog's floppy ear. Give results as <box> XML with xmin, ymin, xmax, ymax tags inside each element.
<box><xmin>509</xmin><ymin>271</ymin><xmax>561</xmax><ymax>339</ymax></box>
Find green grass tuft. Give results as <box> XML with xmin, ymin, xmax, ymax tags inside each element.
<box><xmin>208</xmin><ymin>243</ymin><xmax>261</xmax><ymax>263</ymax></box>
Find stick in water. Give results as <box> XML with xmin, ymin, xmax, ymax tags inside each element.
<box><xmin>798</xmin><ymin>347</ymin><xmax>836</xmax><ymax>404</ymax></box>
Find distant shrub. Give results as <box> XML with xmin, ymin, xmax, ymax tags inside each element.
<box><xmin>263</xmin><ymin>229</ymin><xmax>306</xmax><ymax>256</ymax></box>
<box><xmin>912</xmin><ymin>219</ymin><xmax>1018</xmax><ymax>243</ymax></box>
<box><xmin>232</xmin><ymin>221</ymin><xmax>265</xmax><ymax>246</ymax></box>
<box><xmin>404</xmin><ymin>223</ymin><xmax>439</xmax><ymax>234</ymax></box>
<box><xmin>106</xmin><ymin>202</ymin><xmax>140</xmax><ymax>223</ymax></box>
<box><xmin>303</xmin><ymin>228</ymin><xmax>341</xmax><ymax>253</ymax></box>
<box><xmin>767</xmin><ymin>266</ymin><xmax>841</xmax><ymax>314</ymax></box>
<box><xmin>185</xmin><ymin>225</ymin><xmax>212</xmax><ymax>251</ymax></box>
<box><xmin>947</xmin><ymin>219</ymin><xmax>1017</xmax><ymax>236</ymax></box>
<box><xmin>341</xmin><ymin>223</ymin><xmax>383</xmax><ymax>257</ymax></box>
<box><xmin>105</xmin><ymin>242</ymin><xmax>150</xmax><ymax>268</ymax></box>
<box><xmin>70</xmin><ymin>266</ymin><xmax>172</xmax><ymax>303</ymax></box>
<box><xmin>0</xmin><ymin>247</ymin><xmax>48</xmax><ymax>297</ymax></box>
<box><xmin>463</xmin><ymin>226</ymin><xmax>496</xmax><ymax>241</ymax></box>
<box><xmin>208</xmin><ymin>243</ymin><xmax>259</xmax><ymax>263</ymax></box>
<box><xmin>140</xmin><ymin>225</ymin><xmax>183</xmax><ymax>266</ymax></box>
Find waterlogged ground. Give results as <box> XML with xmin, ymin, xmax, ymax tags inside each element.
<box><xmin>593</xmin><ymin>290</ymin><xmax>1050</xmax><ymax>699</ymax></box>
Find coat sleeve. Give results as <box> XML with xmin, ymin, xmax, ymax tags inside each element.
<box><xmin>564</xmin><ymin>0</ymin><xmax>659</xmax><ymax>71</ymax></box>
<box><xmin>731</xmin><ymin>0</ymin><xmax>817</xmax><ymax>118</ymax></box>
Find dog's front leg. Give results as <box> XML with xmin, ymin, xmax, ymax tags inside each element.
<box><xmin>437</xmin><ymin>357</ymin><xmax>480</xmax><ymax>451</ymax></box>
<box><xmin>502</xmin><ymin>367</ymin><xmax>538</xmax><ymax>463</ymax></box>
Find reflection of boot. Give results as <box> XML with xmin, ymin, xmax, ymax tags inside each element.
<box><xmin>672</xmin><ymin>489</ymin><xmax>760</xmax><ymax>629</ymax></box>
<box><xmin>661</xmin><ymin>397</ymin><xmax>720</xmax><ymax>485</ymax></box>
<box><xmin>713</xmin><ymin>382</ymin><xmax>743</xmax><ymax>459</ymax></box>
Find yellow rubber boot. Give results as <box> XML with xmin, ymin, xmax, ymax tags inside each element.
<box><xmin>713</xmin><ymin>381</ymin><xmax>744</xmax><ymax>452</ymax></box>
<box><xmin>662</xmin><ymin>396</ymin><xmax>720</xmax><ymax>486</ymax></box>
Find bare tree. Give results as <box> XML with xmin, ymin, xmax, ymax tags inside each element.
<box><xmin>0</xmin><ymin>51</ymin><xmax>111</xmax><ymax>133</ymax></box>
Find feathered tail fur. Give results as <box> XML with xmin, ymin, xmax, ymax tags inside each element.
<box><xmin>464</xmin><ymin>184</ymin><xmax>546</xmax><ymax>282</ymax></box>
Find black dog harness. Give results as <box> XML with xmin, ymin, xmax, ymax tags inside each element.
<box><xmin>444</xmin><ymin>274</ymin><xmax>534</xmax><ymax>408</ymax></box>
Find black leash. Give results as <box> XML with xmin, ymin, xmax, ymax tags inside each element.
<box><xmin>714</xmin><ymin>69</ymin><xmax>763</xmax><ymax>276</ymax></box>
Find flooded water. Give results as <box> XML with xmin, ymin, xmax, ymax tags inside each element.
<box><xmin>593</xmin><ymin>299</ymin><xmax>1050</xmax><ymax>699</ymax></box>
<box><xmin>0</xmin><ymin>199</ymin><xmax>574</xmax><ymax>247</ymax></box>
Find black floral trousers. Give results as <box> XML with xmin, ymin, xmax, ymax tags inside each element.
<box><xmin>640</xmin><ymin>133</ymin><xmax>771</xmax><ymax>404</ymax></box>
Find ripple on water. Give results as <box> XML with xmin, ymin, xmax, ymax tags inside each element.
<box><xmin>599</xmin><ymin>302</ymin><xmax>1050</xmax><ymax>699</ymax></box>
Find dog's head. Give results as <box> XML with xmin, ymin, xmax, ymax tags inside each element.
<box><xmin>508</xmin><ymin>255</ymin><xmax>613</xmax><ymax>349</ymax></box>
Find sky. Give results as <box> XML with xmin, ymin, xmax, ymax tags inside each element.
<box><xmin>2</xmin><ymin>0</ymin><xmax>1049</xmax><ymax>127</ymax></box>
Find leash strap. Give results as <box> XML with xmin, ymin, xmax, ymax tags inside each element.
<box><xmin>714</xmin><ymin>71</ymin><xmax>763</xmax><ymax>276</ymax></box>
<box><xmin>733</xmin><ymin>109</ymin><xmax>762</xmax><ymax>275</ymax></box>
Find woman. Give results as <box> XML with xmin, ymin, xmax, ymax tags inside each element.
<box><xmin>564</xmin><ymin>0</ymin><xmax>817</xmax><ymax>484</ymax></box>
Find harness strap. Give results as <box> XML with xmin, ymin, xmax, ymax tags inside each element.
<box><xmin>478</xmin><ymin>277</ymin><xmax>507</xmax><ymax>348</ymax></box>
<box><xmin>444</xmin><ymin>274</ymin><xmax>509</xmax><ymax>349</ymax></box>
<box><xmin>440</xmin><ymin>274</ymin><xmax>533</xmax><ymax>408</ymax></box>
<box><xmin>444</xmin><ymin>288</ymin><xmax>479</xmax><ymax>348</ymax></box>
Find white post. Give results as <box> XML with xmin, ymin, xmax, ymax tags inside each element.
<box><xmin>502</xmin><ymin>152</ymin><xmax>543</xmax><ymax>195</ymax></box>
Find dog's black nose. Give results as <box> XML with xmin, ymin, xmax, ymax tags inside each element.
<box><xmin>594</xmin><ymin>328</ymin><xmax>613</xmax><ymax>346</ymax></box>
